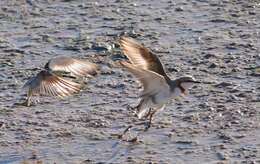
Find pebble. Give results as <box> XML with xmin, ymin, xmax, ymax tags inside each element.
<box><xmin>208</xmin><ymin>63</ymin><xmax>218</xmax><ymax>68</ymax></box>
<box><xmin>175</xmin><ymin>7</ymin><xmax>184</xmax><ymax>11</ymax></box>
<box><xmin>216</xmin><ymin>152</ymin><xmax>229</xmax><ymax>160</ymax></box>
<box><xmin>214</xmin><ymin>82</ymin><xmax>233</xmax><ymax>88</ymax></box>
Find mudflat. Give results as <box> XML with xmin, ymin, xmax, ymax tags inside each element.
<box><xmin>0</xmin><ymin>0</ymin><xmax>259</xmax><ymax>163</ymax></box>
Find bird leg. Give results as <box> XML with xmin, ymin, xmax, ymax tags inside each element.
<box><xmin>118</xmin><ymin>125</ymin><xmax>133</xmax><ymax>140</ymax></box>
<box><xmin>18</xmin><ymin>96</ymin><xmax>31</xmax><ymax>107</ymax></box>
<box><xmin>34</xmin><ymin>96</ymin><xmax>40</xmax><ymax>104</ymax></box>
<box><xmin>145</xmin><ymin>110</ymin><xmax>157</xmax><ymax>131</ymax></box>
<box><xmin>27</xmin><ymin>93</ymin><xmax>42</xmax><ymax>106</ymax></box>
<box><xmin>144</xmin><ymin>108</ymin><xmax>152</xmax><ymax>119</ymax></box>
<box><xmin>25</xmin><ymin>96</ymin><xmax>32</xmax><ymax>106</ymax></box>
<box><xmin>118</xmin><ymin>125</ymin><xmax>139</xmax><ymax>143</ymax></box>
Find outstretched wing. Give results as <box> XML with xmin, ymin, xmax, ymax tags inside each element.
<box><xmin>45</xmin><ymin>57</ymin><xmax>99</xmax><ymax>78</ymax></box>
<box><xmin>119</xmin><ymin>37</ymin><xmax>168</xmax><ymax>77</ymax></box>
<box><xmin>23</xmin><ymin>71</ymin><xmax>82</xmax><ymax>97</ymax></box>
<box><xmin>118</xmin><ymin>60</ymin><xmax>169</xmax><ymax>96</ymax></box>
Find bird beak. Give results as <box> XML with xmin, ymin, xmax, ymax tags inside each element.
<box><xmin>192</xmin><ymin>80</ymin><xmax>200</xmax><ymax>84</ymax></box>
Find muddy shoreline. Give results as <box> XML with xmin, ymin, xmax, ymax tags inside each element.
<box><xmin>0</xmin><ymin>0</ymin><xmax>259</xmax><ymax>163</ymax></box>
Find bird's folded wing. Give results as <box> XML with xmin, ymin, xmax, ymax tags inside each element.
<box><xmin>47</xmin><ymin>57</ymin><xmax>99</xmax><ymax>77</ymax></box>
<box><xmin>118</xmin><ymin>60</ymin><xmax>169</xmax><ymax>96</ymax></box>
<box><xmin>24</xmin><ymin>71</ymin><xmax>82</xmax><ymax>97</ymax></box>
<box><xmin>119</xmin><ymin>37</ymin><xmax>168</xmax><ymax>77</ymax></box>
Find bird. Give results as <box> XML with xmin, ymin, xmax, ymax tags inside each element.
<box><xmin>21</xmin><ymin>56</ymin><xmax>99</xmax><ymax>106</ymax></box>
<box><xmin>118</xmin><ymin>37</ymin><xmax>200</xmax><ymax>130</ymax></box>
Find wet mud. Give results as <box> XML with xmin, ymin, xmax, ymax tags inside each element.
<box><xmin>0</xmin><ymin>0</ymin><xmax>259</xmax><ymax>163</ymax></box>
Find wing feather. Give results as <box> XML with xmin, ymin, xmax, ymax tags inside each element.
<box><xmin>46</xmin><ymin>57</ymin><xmax>99</xmax><ymax>78</ymax></box>
<box><xmin>119</xmin><ymin>37</ymin><xmax>168</xmax><ymax>77</ymax></box>
<box><xmin>118</xmin><ymin>60</ymin><xmax>169</xmax><ymax>96</ymax></box>
<box><xmin>23</xmin><ymin>71</ymin><xmax>81</xmax><ymax>98</ymax></box>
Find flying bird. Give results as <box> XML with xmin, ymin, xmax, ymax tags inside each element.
<box><xmin>21</xmin><ymin>56</ymin><xmax>99</xmax><ymax>106</ymax></box>
<box><xmin>118</xmin><ymin>37</ymin><xmax>200</xmax><ymax>130</ymax></box>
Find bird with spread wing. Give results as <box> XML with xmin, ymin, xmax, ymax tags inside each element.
<box><xmin>118</xmin><ymin>37</ymin><xmax>200</xmax><ymax>130</ymax></box>
<box><xmin>21</xmin><ymin>56</ymin><xmax>99</xmax><ymax>106</ymax></box>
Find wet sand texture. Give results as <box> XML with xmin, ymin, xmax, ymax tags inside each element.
<box><xmin>0</xmin><ymin>0</ymin><xmax>259</xmax><ymax>163</ymax></box>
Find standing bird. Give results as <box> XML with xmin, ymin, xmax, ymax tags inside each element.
<box><xmin>118</xmin><ymin>37</ymin><xmax>200</xmax><ymax>130</ymax></box>
<box><xmin>21</xmin><ymin>56</ymin><xmax>99</xmax><ymax>106</ymax></box>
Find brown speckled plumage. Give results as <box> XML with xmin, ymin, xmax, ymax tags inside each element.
<box><xmin>22</xmin><ymin>57</ymin><xmax>99</xmax><ymax>106</ymax></box>
<box><xmin>118</xmin><ymin>37</ymin><xmax>199</xmax><ymax>130</ymax></box>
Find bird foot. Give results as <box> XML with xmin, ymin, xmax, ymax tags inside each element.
<box><xmin>118</xmin><ymin>125</ymin><xmax>140</xmax><ymax>143</ymax></box>
<box><xmin>118</xmin><ymin>125</ymin><xmax>133</xmax><ymax>140</ymax></box>
<box><xmin>13</xmin><ymin>99</ymin><xmax>31</xmax><ymax>107</ymax></box>
<box><xmin>144</xmin><ymin>121</ymin><xmax>152</xmax><ymax>131</ymax></box>
<box><xmin>14</xmin><ymin>98</ymin><xmax>40</xmax><ymax>107</ymax></box>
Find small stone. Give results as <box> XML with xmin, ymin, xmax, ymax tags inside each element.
<box><xmin>0</xmin><ymin>121</ymin><xmax>4</xmax><ymax>128</ymax></box>
<box><xmin>175</xmin><ymin>7</ymin><xmax>184</xmax><ymax>11</ymax></box>
<box><xmin>175</xmin><ymin>140</ymin><xmax>198</xmax><ymax>145</ymax></box>
<box><xmin>216</xmin><ymin>152</ymin><xmax>229</xmax><ymax>160</ymax></box>
<box><xmin>214</xmin><ymin>82</ymin><xmax>232</xmax><ymax>88</ymax></box>
<box><xmin>204</xmin><ymin>53</ymin><xmax>216</xmax><ymax>59</ymax></box>
<box><xmin>230</xmin><ymin>13</ymin><xmax>240</xmax><ymax>17</ymax></box>
<box><xmin>236</xmin><ymin>93</ymin><xmax>247</xmax><ymax>98</ymax></box>
<box><xmin>168</xmin><ymin>67</ymin><xmax>179</xmax><ymax>72</ymax></box>
<box><xmin>208</xmin><ymin>63</ymin><xmax>218</xmax><ymax>68</ymax></box>
<box><xmin>157</xmin><ymin>120</ymin><xmax>172</xmax><ymax>125</ymax></box>
<box><xmin>248</xmin><ymin>11</ymin><xmax>256</xmax><ymax>15</ymax></box>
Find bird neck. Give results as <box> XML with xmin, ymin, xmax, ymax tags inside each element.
<box><xmin>178</xmin><ymin>83</ymin><xmax>185</xmax><ymax>93</ymax></box>
<box><xmin>170</xmin><ymin>80</ymin><xmax>185</xmax><ymax>93</ymax></box>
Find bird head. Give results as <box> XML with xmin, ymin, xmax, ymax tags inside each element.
<box><xmin>177</xmin><ymin>75</ymin><xmax>200</xmax><ymax>93</ymax></box>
